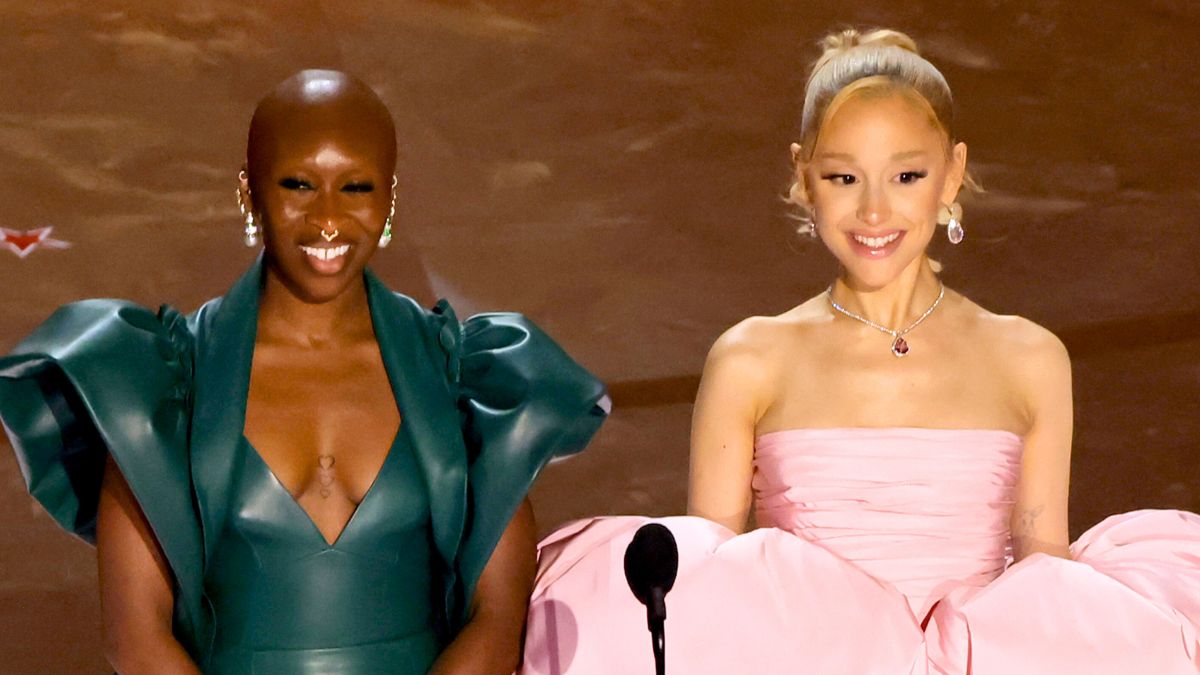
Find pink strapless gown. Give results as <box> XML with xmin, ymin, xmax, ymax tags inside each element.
<box><xmin>521</xmin><ymin>429</ymin><xmax>1200</xmax><ymax>674</ymax></box>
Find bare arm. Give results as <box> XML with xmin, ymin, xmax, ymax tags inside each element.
<box><xmin>688</xmin><ymin>325</ymin><xmax>770</xmax><ymax>533</ymax></box>
<box><xmin>1009</xmin><ymin>327</ymin><xmax>1073</xmax><ymax>561</ymax></box>
<box><xmin>429</xmin><ymin>497</ymin><xmax>537</xmax><ymax>674</ymax></box>
<box><xmin>96</xmin><ymin>455</ymin><xmax>200</xmax><ymax>674</ymax></box>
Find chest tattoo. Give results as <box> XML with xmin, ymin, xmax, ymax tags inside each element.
<box><xmin>317</xmin><ymin>454</ymin><xmax>336</xmax><ymax>498</ymax></box>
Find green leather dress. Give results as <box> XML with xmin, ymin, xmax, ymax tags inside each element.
<box><xmin>0</xmin><ymin>259</ymin><xmax>608</xmax><ymax>673</ymax></box>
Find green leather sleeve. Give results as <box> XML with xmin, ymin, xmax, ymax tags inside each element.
<box><xmin>434</xmin><ymin>303</ymin><xmax>609</xmax><ymax>617</ymax></box>
<box><xmin>0</xmin><ymin>300</ymin><xmax>207</xmax><ymax>652</ymax></box>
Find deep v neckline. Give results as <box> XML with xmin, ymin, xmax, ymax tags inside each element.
<box><xmin>190</xmin><ymin>258</ymin><xmax>469</xmax><ymax>583</ymax></box>
<box><xmin>236</xmin><ymin>272</ymin><xmax>411</xmax><ymax>549</ymax></box>
<box><xmin>241</xmin><ymin>427</ymin><xmax>404</xmax><ymax>548</ymax></box>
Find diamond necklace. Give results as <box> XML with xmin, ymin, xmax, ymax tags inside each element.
<box><xmin>826</xmin><ymin>282</ymin><xmax>945</xmax><ymax>358</ymax></box>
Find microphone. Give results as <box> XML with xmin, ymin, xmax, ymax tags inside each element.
<box><xmin>624</xmin><ymin>523</ymin><xmax>679</xmax><ymax>675</ymax></box>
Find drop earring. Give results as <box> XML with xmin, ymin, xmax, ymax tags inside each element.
<box><xmin>378</xmin><ymin>175</ymin><xmax>397</xmax><ymax>248</ymax></box>
<box><xmin>242</xmin><ymin>209</ymin><xmax>259</xmax><ymax>247</ymax></box>
<box><xmin>236</xmin><ymin>173</ymin><xmax>258</xmax><ymax>248</ymax></box>
<box><xmin>939</xmin><ymin>202</ymin><xmax>964</xmax><ymax>245</ymax></box>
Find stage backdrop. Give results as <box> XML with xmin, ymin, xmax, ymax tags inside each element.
<box><xmin>1</xmin><ymin>1</ymin><xmax>1197</xmax><ymax>671</ymax></box>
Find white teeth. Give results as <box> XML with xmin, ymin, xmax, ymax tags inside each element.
<box><xmin>300</xmin><ymin>244</ymin><xmax>350</xmax><ymax>261</ymax></box>
<box><xmin>853</xmin><ymin>232</ymin><xmax>900</xmax><ymax>248</ymax></box>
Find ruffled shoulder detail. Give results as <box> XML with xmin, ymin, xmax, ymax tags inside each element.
<box><xmin>0</xmin><ymin>300</ymin><xmax>195</xmax><ymax>539</ymax></box>
<box><xmin>430</xmin><ymin>300</ymin><xmax>609</xmax><ymax>614</ymax></box>
<box><xmin>0</xmin><ymin>300</ymin><xmax>207</xmax><ymax>651</ymax></box>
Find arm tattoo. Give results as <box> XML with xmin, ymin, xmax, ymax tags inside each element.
<box><xmin>1013</xmin><ymin>504</ymin><xmax>1046</xmax><ymax>558</ymax></box>
<box><xmin>1018</xmin><ymin>504</ymin><xmax>1045</xmax><ymax>536</ymax></box>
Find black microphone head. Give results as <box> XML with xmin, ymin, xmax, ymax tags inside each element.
<box><xmin>623</xmin><ymin>522</ymin><xmax>679</xmax><ymax>606</ymax></box>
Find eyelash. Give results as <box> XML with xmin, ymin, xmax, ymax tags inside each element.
<box><xmin>819</xmin><ymin>171</ymin><xmax>928</xmax><ymax>186</ymax></box>
<box><xmin>821</xmin><ymin>174</ymin><xmax>857</xmax><ymax>186</ymax></box>
<box><xmin>279</xmin><ymin>178</ymin><xmax>312</xmax><ymax>191</ymax></box>
<box><xmin>278</xmin><ymin>178</ymin><xmax>375</xmax><ymax>193</ymax></box>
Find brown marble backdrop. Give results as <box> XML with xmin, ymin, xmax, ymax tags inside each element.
<box><xmin>1</xmin><ymin>1</ymin><xmax>1198</xmax><ymax>671</ymax></box>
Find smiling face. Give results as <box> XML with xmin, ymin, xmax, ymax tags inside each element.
<box><xmin>242</xmin><ymin>71</ymin><xmax>397</xmax><ymax>304</ymax></box>
<box><xmin>800</xmin><ymin>88</ymin><xmax>966</xmax><ymax>290</ymax></box>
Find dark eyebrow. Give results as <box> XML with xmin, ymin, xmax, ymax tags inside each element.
<box><xmin>816</xmin><ymin>150</ymin><xmax>928</xmax><ymax>162</ymax></box>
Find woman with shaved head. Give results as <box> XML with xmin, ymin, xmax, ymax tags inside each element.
<box><xmin>0</xmin><ymin>70</ymin><xmax>607</xmax><ymax>673</ymax></box>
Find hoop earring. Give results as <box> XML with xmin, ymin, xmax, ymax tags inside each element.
<box><xmin>938</xmin><ymin>202</ymin><xmax>964</xmax><ymax>245</ymax></box>
<box><xmin>379</xmin><ymin>175</ymin><xmax>397</xmax><ymax>248</ymax></box>
<box><xmin>236</xmin><ymin>172</ymin><xmax>258</xmax><ymax>248</ymax></box>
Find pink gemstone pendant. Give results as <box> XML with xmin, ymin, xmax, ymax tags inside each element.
<box><xmin>890</xmin><ymin>336</ymin><xmax>910</xmax><ymax>357</ymax></box>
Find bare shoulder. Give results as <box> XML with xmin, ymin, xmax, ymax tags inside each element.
<box><xmin>975</xmin><ymin>309</ymin><xmax>1065</xmax><ymax>359</ymax></box>
<box><xmin>957</xmin><ymin>295</ymin><xmax>1070</xmax><ymax>381</ymax></box>
<box><xmin>703</xmin><ymin>295</ymin><xmax>829</xmax><ymax>393</ymax></box>
<box><xmin>707</xmin><ymin>295</ymin><xmax>829</xmax><ymax>365</ymax></box>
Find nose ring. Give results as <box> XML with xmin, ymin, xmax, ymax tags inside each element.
<box><xmin>321</xmin><ymin>228</ymin><xmax>339</xmax><ymax>242</ymax></box>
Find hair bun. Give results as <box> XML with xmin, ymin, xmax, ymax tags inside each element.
<box><xmin>819</xmin><ymin>28</ymin><xmax>921</xmax><ymax>60</ymax></box>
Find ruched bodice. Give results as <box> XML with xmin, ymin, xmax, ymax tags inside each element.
<box><xmin>524</xmin><ymin>426</ymin><xmax>1200</xmax><ymax>673</ymax></box>
<box><xmin>753</xmin><ymin>428</ymin><xmax>1021</xmax><ymax>617</ymax></box>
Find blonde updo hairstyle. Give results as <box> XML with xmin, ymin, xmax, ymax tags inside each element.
<box><xmin>788</xmin><ymin>28</ymin><xmax>979</xmax><ymax>228</ymax></box>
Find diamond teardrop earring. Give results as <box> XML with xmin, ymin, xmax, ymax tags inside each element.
<box><xmin>947</xmin><ymin>216</ymin><xmax>964</xmax><ymax>245</ymax></box>
<box><xmin>938</xmin><ymin>202</ymin><xmax>964</xmax><ymax>245</ymax></box>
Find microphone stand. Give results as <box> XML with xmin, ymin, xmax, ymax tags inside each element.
<box><xmin>647</xmin><ymin>586</ymin><xmax>666</xmax><ymax>675</ymax></box>
<box><xmin>624</xmin><ymin>522</ymin><xmax>677</xmax><ymax>675</ymax></box>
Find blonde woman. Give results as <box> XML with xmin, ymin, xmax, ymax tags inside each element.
<box><xmin>520</xmin><ymin>29</ymin><xmax>1200</xmax><ymax>674</ymax></box>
